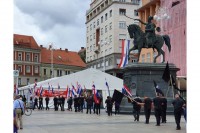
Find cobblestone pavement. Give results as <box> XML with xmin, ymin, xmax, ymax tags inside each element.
<box><xmin>18</xmin><ymin>109</ymin><xmax>186</xmax><ymax>133</ymax></box>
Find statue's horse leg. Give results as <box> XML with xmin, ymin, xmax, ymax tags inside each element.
<box><xmin>153</xmin><ymin>50</ymin><xmax>161</xmax><ymax>63</ymax></box>
<box><xmin>128</xmin><ymin>46</ymin><xmax>137</xmax><ymax>60</ymax></box>
<box><xmin>160</xmin><ymin>49</ymin><xmax>165</xmax><ymax>63</ymax></box>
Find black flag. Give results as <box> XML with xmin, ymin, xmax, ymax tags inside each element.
<box><xmin>162</xmin><ymin>62</ymin><xmax>170</xmax><ymax>82</ymax></box>
<box><xmin>112</xmin><ymin>89</ymin><xmax>124</xmax><ymax>104</ymax></box>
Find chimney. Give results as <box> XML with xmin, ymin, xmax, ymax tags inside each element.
<box><xmin>40</xmin><ymin>45</ymin><xmax>43</xmax><ymax>48</ymax></box>
<box><xmin>60</xmin><ymin>48</ymin><xmax>62</xmax><ymax>50</ymax></box>
<box><xmin>65</xmin><ymin>48</ymin><xmax>68</xmax><ymax>52</ymax></box>
<box><xmin>81</xmin><ymin>47</ymin><xmax>84</xmax><ymax>50</ymax></box>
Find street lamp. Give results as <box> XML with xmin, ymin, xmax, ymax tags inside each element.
<box><xmin>48</xmin><ymin>43</ymin><xmax>54</xmax><ymax>78</ymax></box>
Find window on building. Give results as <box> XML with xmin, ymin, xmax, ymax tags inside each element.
<box><xmin>87</xmin><ymin>37</ymin><xmax>89</xmax><ymax>43</ymax></box>
<box><xmin>18</xmin><ymin>52</ymin><xmax>22</xmax><ymax>61</ymax></box>
<box><xmin>18</xmin><ymin>65</ymin><xmax>22</xmax><ymax>73</ymax></box>
<box><xmin>109</xmin><ymin>22</ymin><xmax>112</xmax><ymax>30</ymax></box>
<box><xmin>97</xmin><ymin>19</ymin><xmax>99</xmax><ymax>26</ymax></box>
<box><xmin>119</xmin><ymin>0</ymin><xmax>126</xmax><ymax>2</ymax></box>
<box><xmin>87</xmin><ymin>26</ymin><xmax>89</xmax><ymax>33</ymax></box>
<box><xmin>26</xmin><ymin>78</ymin><xmax>29</xmax><ymax>85</ymax></box>
<box><xmin>93</xmin><ymin>22</ymin><xmax>95</xmax><ymax>28</ymax></box>
<box><xmin>26</xmin><ymin>53</ymin><xmax>30</xmax><ymax>61</ymax></box>
<box><xmin>60</xmin><ymin>70</ymin><xmax>62</xmax><ymax>76</ymax></box>
<box><xmin>119</xmin><ymin>34</ymin><xmax>126</xmax><ymax>40</ymax></box>
<box><xmin>34</xmin><ymin>54</ymin><xmax>38</xmax><ymax>62</ymax></box>
<box><xmin>57</xmin><ymin>70</ymin><xmax>59</xmax><ymax>76</ymax></box>
<box><xmin>105</xmin><ymin>13</ymin><xmax>108</xmax><ymax>21</ymax></box>
<box><xmin>110</xmin><ymin>10</ymin><xmax>112</xmax><ymax>17</ymax></box>
<box><xmin>90</xmin><ymin>24</ymin><xmax>92</xmax><ymax>31</ymax></box>
<box><xmin>35</xmin><ymin>78</ymin><xmax>38</xmax><ymax>82</ymax></box>
<box><xmin>26</xmin><ymin>65</ymin><xmax>30</xmax><ymax>73</ymax></box>
<box><xmin>119</xmin><ymin>9</ymin><xmax>126</xmax><ymax>15</ymax></box>
<box><xmin>44</xmin><ymin>69</ymin><xmax>46</xmax><ymax>75</ymax></box>
<box><xmin>105</xmin><ymin>25</ymin><xmax>108</xmax><ymax>33</ymax></box>
<box><xmin>141</xmin><ymin>54</ymin><xmax>145</xmax><ymax>63</ymax></box>
<box><xmin>101</xmin><ymin>16</ymin><xmax>103</xmax><ymax>23</ymax></box>
<box><xmin>93</xmin><ymin>33</ymin><xmax>95</xmax><ymax>39</ymax></box>
<box><xmin>109</xmin><ymin>35</ymin><xmax>112</xmax><ymax>43</ymax></box>
<box><xmin>90</xmin><ymin>35</ymin><xmax>92</xmax><ymax>41</ymax></box>
<box><xmin>18</xmin><ymin>78</ymin><xmax>21</xmax><ymax>85</ymax></box>
<box><xmin>101</xmin><ymin>28</ymin><xmax>103</xmax><ymax>35</ymax></box>
<box><xmin>90</xmin><ymin>45</ymin><xmax>92</xmax><ymax>51</ymax></box>
<box><xmin>132</xmin><ymin>0</ymin><xmax>140</xmax><ymax>4</ymax></box>
<box><xmin>34</xmin><ymin>66</ymin><xmax>39</xmax><ymax>73</ymax></box>
<box><xmin>146</xmin><ymin>53</ymin><xmax>151</xmax><ymax>62</ymax></box>
<box><xmin>119</xmin><ymin>21</ymin><xmax>126</xmax><ymax>29</ymax></box>
<box><xmin>134</xmin><ymin>10</ymin><xmax>138</xmax><ymax>16</ymax></box>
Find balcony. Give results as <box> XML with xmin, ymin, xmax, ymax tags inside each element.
<box><xmin>94</xmin><ymin>45</ymin><xmax>100</xmax><ymax>54</ymax></box>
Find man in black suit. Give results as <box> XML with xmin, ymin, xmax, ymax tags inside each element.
<box><xmin>153</xmin><ymin>93</ymin><xmax>163</xmax><ymax>126</ymax></box>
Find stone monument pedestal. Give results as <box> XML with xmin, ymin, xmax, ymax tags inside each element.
<box><xmin>119</xmin><ymin>63</ymin><xmax>180</xmax><ymax>113</ymax></box>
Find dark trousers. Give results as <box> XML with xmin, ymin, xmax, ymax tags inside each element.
<box><xmin>54</xmin><ymin>104</ymin><xmax>58</xmax><ymax>111</ymax></box>
<box><xmin>86</xmin><ymin>105</ymin><xmax>92</xmax><ymax>114</ymax></box>
<box><xmin>39</xmin><ymin>102</ymin><xmax>43</xmax><ymax>110</ymax></box>
<box><xmin>58</xmin><ymin>103</ymin><xmax>62</xmax><ymax>110</ymax></box>
<box><xmin>61</xmin><ymin>103</ymin><xmax>65</xmax><ymax>111</ymax></box>
<box><xmin>93</xmin><ymin>104</ymin><xmax>96</xmax><ymax>113</ymax></box>
<box><xmin>115</xmin><ymin>106</ymin><xmax>119</xmax><ymax>115</ymax></box>
<box><xmin>96</xmin><ymin>104</ymin><xmax>100</xmax><ymax>115</ymax></box>
<box><xmin>133</xmin><ymin>109</ymin><xmax>140</xmax><ymax>121</ymax></box>
<box><xmin>68</xmin><ymin>104</ymin><xmax>72</xmax><ymax>111</ymax></box>
<box><xmin>46</xmin><ymin>102</ymin><xmax>49</xmax><ymax>110</ymax></box>
<box><xmin>155</xmin><ymin>109</ymin><xmax>162</xmax><ymax>125</ymax></box>
<box><xmin>79</xmin><ymin>104</ymin><xmax>83</xmax><ymax>112</ymax></box>
<box><xmin>144</xmin><ymin>109</ymin><xmax>151</xmax><ymax>123</ymax></box>
<box><xmin>161</xmin><ymin>109</ymin><xmax>167</xmax><ymax>123</ymax></box>
<box><xmin>107</xmin><ymin>106</ymin><xmax>112</xmax><ymax>116</ymax></box>
<box><xmin>33</xmin><ymin>103</ymin><xmax>38</xmax><ymax>110</ymax></box>
<box><xmin>174</xmin><ymin>110</ymin><xmax>182</xmax><ymax>128</ymax></box>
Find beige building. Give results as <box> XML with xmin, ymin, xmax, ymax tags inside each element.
<box><xmin>86</xmin><ymin>0</ymin><xmax>141</xmax><ymax>78</ymax></box>
<box><xmin>40</xmin><ymin>46</ymin><xmax>86</xmax><ymax>81</ymax></box>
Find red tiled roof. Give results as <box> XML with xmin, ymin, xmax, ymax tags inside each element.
<box><xmin>13</xmin><ymin>34</ymin><xmax>40</xmax><ymax>49</ymax></box>
<box><xmin>41</xmin><ymin>48</ymin><xmax>86</xmax><ymax>68</ymax></box>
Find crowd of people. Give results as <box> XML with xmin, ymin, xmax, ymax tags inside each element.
<box><xmin>13</xmin><ymin>92</ymin><xmax>186</xmax><ymax>133</ymax></box>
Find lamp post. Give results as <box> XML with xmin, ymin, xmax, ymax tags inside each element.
<box><xmin>49</xmin><ymin>43</ymin><xmax>54</xmax><ymax>78</ymax></box>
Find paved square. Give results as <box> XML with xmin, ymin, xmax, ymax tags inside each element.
<box><xmin>18</xmin><ymin>109</ymin><xmax>186</xmax><ymax>133</ymax></box>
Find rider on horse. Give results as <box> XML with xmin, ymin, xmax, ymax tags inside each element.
<box><xmin>134</xmin><ymin>16</ymin><xmax>157</xmax><ymax>48</ymax></box>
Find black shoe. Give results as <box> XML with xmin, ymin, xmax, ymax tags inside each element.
<box><xmin>176</xmin><ymin>127</ymin><xmax>181</xmax><ymax>130</ymax></box>
<box><xmin>155</xmin><ymin>124</ymin><xmax>160</xmax><ymax>126</ymax></box>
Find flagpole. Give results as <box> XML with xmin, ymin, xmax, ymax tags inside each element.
<box><xmin>170</xmin><ymin>74</ymin><xmax>174</xmax><ymax>98</ymax></box>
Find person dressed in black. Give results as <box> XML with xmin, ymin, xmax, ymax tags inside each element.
<box><xmin>57</xmin><ymin>95</ymin><xmax>62</xmax><ymax>111</ymax></box>
<box><xmin>105</xmin><ymin>96</ymin><xmax>113</xmax><ymax>116</ymax></box>
<box><xmin>114</xmin><ymin>101</ymin><xmax>120</xmax><ymax>115</ymax></box>
<box><xmin>95</xmin><ymin>95</ymin><xmax>102</xmax><ymax>115</ymax></box>
<box><xmin>38</xmin><ymin>96</ymin><xmax>43</xmax><ymax>110</ymax></box>
<box><xmin>61</xmin><ymin>96</ymin><xmax>65</xmax><ymax>111</ymax></box>
<box><xmin>22</xmin><ymin>95</ymin><xmax>27</xmax><ymax>105</ymax></box>
<box><xmin>67</xmin><ymin>97</ymin><xmax>73</xmax><ymax>111</ymax></box>
<box><xmin>139</xmin><ymin>96</ymin><xmax>153</xmax><ymax>124</ymax></box>
<box><xmin>86</xmin><ymin>94</ymin><xmax>93</xmax><ymax>114</ymax></box>
<box><xmin>153</xmin><ymin>93</ymin><xmax>163</xmax><ymax>126</ymax></box>
<box><xmin>45</xmin><ymin>95</ymin><xmax>50</xmax><ymax>110</ymax></box>
<box><xmin>161</xmin><ymin>94</ymin><xmax>167</xmax><ymax>123</ymax></box>
<box><xmin>53</xmin><ymin>96</ymin><xmax>58</xmax><ymax>111</ymax></box>
<box><xmin>172</xmin><ymin>94</ymin><xmax>185</xmax><ymax>130</ymax></box>
<box><xmin>33</xmin><ymin>97</ymin><xmax>38</xmax><ymax>110</ymax></box>
<box><xmin>73</xmin><ymin>95</ymin><xmax>79</xmax><ymax>112</ymax></box>
<box><xmin>132</xmin><ymin>95</ymin><xmax>142</xmax><ymax>121</ymax></box>
<box><xmin>79</xmin><ymin>95</ymin><xmax>84</xmax><ymax>112</ymax></box>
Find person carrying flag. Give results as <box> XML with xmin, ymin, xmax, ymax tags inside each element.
<box><xmin>105</xmin><ymin>96</ymin><xmax>113</xmax><ymax>116</ymax></box>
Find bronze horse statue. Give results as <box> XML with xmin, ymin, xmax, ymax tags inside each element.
<box><xmin>127</xmin><ymin>24</ymin><xmax>171</xmax><ymax>63</ymax></box>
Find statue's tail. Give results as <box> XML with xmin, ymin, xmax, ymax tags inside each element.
<box><xmin>162</xmin><ymin>35</ymin><xmax>171</xmax><ymax>52</ymax></box>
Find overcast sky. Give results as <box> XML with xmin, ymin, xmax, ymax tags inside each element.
<box><xmin>14</xmin><ymin>0</ymin><xmax>91</xmax><ymax>52</ymax></box>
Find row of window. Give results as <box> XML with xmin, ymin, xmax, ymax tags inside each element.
<box><xmin>43</xmin><ymin>69</ymin><xmax>71</xmax><ymax>77</ymax></box>
<box><xmin>15</xmin><ymin>52</ymin><xmax>39</xmax><ymax>62</ymax></box>
<box><xmin>18</xmin><ymin>65</ymin><xmax>39</xmax><ymax>74</ymax></box>
<box><xmin>141</xmin><ymin>53</ymin><xmax>151</xmax><ymax>63</ymax></box>
<box><xmin>17</xmin><ymin>78</ymin><xmax>38</xmax><ymax>86</ymax></box>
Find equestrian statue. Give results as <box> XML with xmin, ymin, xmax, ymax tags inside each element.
<box><xmin>127</xmin><ymin>16</ymin><xmax>171</xmax><ymax>63</ymax></box>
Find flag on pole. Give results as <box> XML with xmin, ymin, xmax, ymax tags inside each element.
<box><xmin>118</xmin><ymin>39</ymin><xmax>130</xmax><ymax>68</ymax></box>
<box><xmin>112</xmin><ymin>89</ymin><xmax>124</xmax><ymax>104</ymax></box>
<box><xmin>40</xmin><ymin>86</ymin><xmax>43</xmax><ymax>96</ymax></box>
<box><xmin>51</xmin><ymin>85</ymin><xmax>54</xmax><ymax>94</ymax></box>
<box><xmin>92</xmin><ymin>83</ymin><xmax>99</xmax><ymax>104</ymax></box>
<box><xmin>65</xmin><ymin>86</ymin><xmax>69</xmax><ymax>98</ymax></box>
<box><xmin>77</xmin><ymin>84</ymin><xmax>83</xmax><ymax>96</ymax></box>
<box><xmin>153</xmin><ymin>80</ymin><xmax>164</xmax><ymax>96</ymax></box>
<box><xmin>122</xmin><ymin>84</ymin><xmax>132</xmax><ymax>97</ymax></box>
<box><xmin>162</xmin><ymin>62</ymin><xmax>170</xmax><ymax>82</ymax></box>
<box><xmin>48</xmin><ymin>83</ymin><xmax>50</xmax><ymax>92</ymax></box>
<box><xmin>105</xmin><ymin>79</ymin><xmax>110</xmax><ymax>96</ymax></box>
<box><xmin>71</xmin><ymin>84</ymin><xmax>78</xmax><ymax>97</ymax></box>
